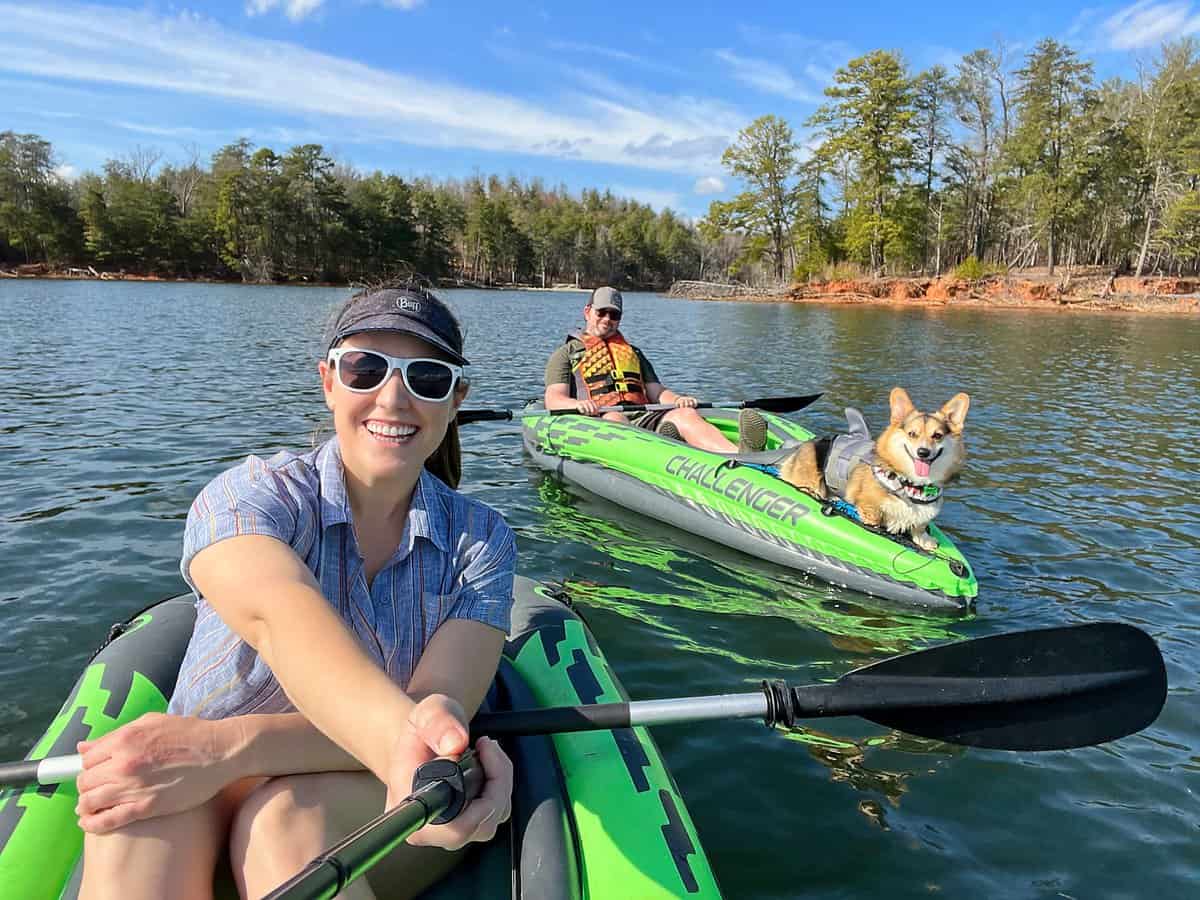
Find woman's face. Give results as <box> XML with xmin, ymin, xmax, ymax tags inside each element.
<box><xmin>319</xmin><ymin>331</ymin><xmax>468</xmax><ymax>485</ymax></box>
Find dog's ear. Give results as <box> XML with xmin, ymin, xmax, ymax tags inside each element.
<box><xmin>889</xmin><ymin>387</ymin><xmax>915</xmax><ymax>425</ymax></box>
<box><xmin>940</xmin><ymin>393</ymin><xmax>970</xmax><ymax>433</ymax></box>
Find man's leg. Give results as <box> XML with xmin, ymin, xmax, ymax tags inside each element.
<box><xmin>660</xmin><ymin>409</ymin><xmax>738</xmax><ymax>453</ymax></box>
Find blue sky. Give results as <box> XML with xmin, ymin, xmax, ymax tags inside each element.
<box><xmin>4</xmin><ymin>1</ymin><xmax>1198</xmax><ymax>217</ymax></box>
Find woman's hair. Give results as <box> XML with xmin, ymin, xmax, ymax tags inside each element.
<box><xmin>322</xmin><ymin>275</ymin><xmax>468</xmax><ymax>489</ymax></box>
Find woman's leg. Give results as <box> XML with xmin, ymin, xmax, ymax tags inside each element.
<box><xmin>79</xmin><ymin>780</ymin><xmax>256</xmax><ymax>900</ymax></box>
<box><xmin>231</xmin><ymin>771</ymin><xmax>469</xmax><ymax>900</ymax></box>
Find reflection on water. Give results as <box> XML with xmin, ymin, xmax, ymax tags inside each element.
<box><xmin>532</xmin><ymin>474</ymin><xmax>963</xmax><ymax>656</ymax></box>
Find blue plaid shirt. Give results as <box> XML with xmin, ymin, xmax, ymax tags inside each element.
<box><xmin>167</xmin><ymin>438</ymin><xmax>516</xmax><ymax>719</ymax></box>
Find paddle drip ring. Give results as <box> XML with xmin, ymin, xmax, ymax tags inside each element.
<box><xmin>761</xmin><ymin>680</ymin><xmax>798</xmax><ymax>729</ymax></box>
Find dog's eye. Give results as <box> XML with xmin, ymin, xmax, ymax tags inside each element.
<box><xmin>908</xmin><ymin>430</ymin><xmax>918</xmax><ymax>439</ymax></box>
<box><xmin>932</xmin><ymin>432</ymin><xmax>944</xmax><ymax>441</ymax></box>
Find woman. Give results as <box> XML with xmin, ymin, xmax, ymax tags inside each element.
<box><xmin>76</xmin><ymin>281</ymin><xmax>516</xmax><ymax>899</ymax></box>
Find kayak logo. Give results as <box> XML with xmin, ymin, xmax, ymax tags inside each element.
<box><xmin>665</xmin><ymin>455</ymin><xmax>808</xmax><ymax>526</ymax></box>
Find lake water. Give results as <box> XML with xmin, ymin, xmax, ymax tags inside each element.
<box><xmin>1</xmin><ymin>280</ymin><xmax>1197</xmax><ymax>898</ymax></box>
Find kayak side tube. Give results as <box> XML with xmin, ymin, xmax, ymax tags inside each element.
<box><xmin>504</xmin><ymin>580</ymin><xmax>722</xmax><ymax>899</ymax></box>
<box><xmin>0</xmin><ymin>599</ymin><xmax>197</xmax><ymax>900</ymax></box>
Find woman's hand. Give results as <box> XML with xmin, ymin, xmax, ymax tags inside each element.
<box><xmin>575</xmin><ymin>399</ymin><xmax>601</xmax><ymax>416</ymax></box>
<box><xmin>74</xmin><ymin>712</ymin><xmax>233</xmax><ymax>833</ymax></box>
<box><xmin>385</xmin><ymin>694</ymin><xmax>513</xmax><ymax>850</ymax></box>
<box><xmin>673</xmin><ymin>395</ymin><xmax>699</xmax><ymax>408</ymax></box>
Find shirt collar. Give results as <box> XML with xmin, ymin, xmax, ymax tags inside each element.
<box><xmin>316</xmin><ymin>438</ymin><xmax>453</xmax><ymax>554</ymax></box>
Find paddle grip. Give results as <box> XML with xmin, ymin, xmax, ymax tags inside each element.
<box><xmin>411</xmin><ymin>749</ymin><xmax>484</xmax><ymax>825</ymax></box>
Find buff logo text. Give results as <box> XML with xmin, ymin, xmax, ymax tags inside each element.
<box><xmin>665</xmin><ymin>456</ymin><xmax>808</xmax><ymax>525</ymax></box>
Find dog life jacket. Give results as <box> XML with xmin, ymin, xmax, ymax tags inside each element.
<box><xmin>821</xmin><ymin>408</ymin><xmax>941</xmax><ymax>503</ymax></box>
<box><xmin>567</xmin><ymin>332</ymin><xmax>648</xmax><ymax>405</ymax></box>
<box><xmin>822</xmin><ymin>408</ymin><xmax>876</xmax><ymax>495</ymax></box>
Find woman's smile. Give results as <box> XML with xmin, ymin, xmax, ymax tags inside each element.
<box><xmin>364</xmin><ymin>419</ymin><xmax>420</xmax><ymax>444</ymax></box>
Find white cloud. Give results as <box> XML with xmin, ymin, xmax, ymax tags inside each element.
<box><xmin>53</xmin><ymin>163</ymin><xmax>78</xmax><ymax>181</ymax></box>
<box><xmin>693</xmin><ymin>176</ymin><xmax>724</xmax><ymax>194</ymax></box>
<box><xmin>1100</xmin><ymin>1</ymin><xmax>1200</xmax><ymax>50</ymax></box>
<box><xmin>714</xmin><ymin>50</ymin><xmax>824</xmax><ymax>103</ymax></box>
<box><xmin>547</xmin><ymin>40</ymin><xmax>688</xmax><ymax>77</ymax></box>
<box><xmin>246</xmin><ymin>0</ymin><xmax>422</xmax><ymax>21</ymax></box>
<box><xmin>245</xmin><ymin>0</ymin><xmax>325</xmax><ymax>21</ymax></box>
<box><xmin>0</xmin><ymin>3</ymin><xmax>737</xmax><ymax>175</ymax></box>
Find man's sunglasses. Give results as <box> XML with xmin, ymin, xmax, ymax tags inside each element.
<box><xmin>594</xmin><ymin>308</ymin><xmax>621</xmax><ymax>321</ymax></box>
<box><xmin>327</xmin><ymin>348</ymin><xmax>464</xmax><ymax>402</ymax></box>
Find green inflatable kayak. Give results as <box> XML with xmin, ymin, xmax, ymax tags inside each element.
<box><xmin>522</xmin><ymin>406</ymin><xmax>977</xmax><ymax>611</ymax></box>
<box><xmin>0</xmin><ymin>577</ymin><xmax>720</xmax><ymax>899</ymax></box>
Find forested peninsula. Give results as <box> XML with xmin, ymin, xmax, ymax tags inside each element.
<box><xmin>2</xmin><ymin>38</ymin><xmax>1198</xmax><ymax>311</ymax></box>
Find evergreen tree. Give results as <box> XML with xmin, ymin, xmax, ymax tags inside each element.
<box><xmin>711</xmin><ymin>115</ymin><xmax>802</xmax><ymax>281</ymax></box>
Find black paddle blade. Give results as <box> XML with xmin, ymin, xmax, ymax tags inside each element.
<box><xmin>744</xmin><ymin>393</ymin><xmax>823</xmax><ymax>414</ymax></box>
<box><xmin>456</xmin><ymin>409</ymin><xmax>514</xmax><ymax>425</ymax></box>
<box><xmin>790</xmin><ymin>623</ymin><xmax>1166</xmax><ymax>751</ymax></box>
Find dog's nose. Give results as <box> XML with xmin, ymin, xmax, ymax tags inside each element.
<box><xmin>917</xmin><ymin>447</ymin><xmax>931</xmax><ymax>459</ymax></box>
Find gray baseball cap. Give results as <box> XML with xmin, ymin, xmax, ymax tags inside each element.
<box><xmin>328</xmin><ymin>287</ymin><xmax>468</xmax><ymax>365</ymax></box>
<box><xmin>590</xmin><ymin>286</ymin><xmax>623</xmax><ymax>312</ymax></box>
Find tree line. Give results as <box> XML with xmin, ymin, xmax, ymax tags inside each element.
<box><xmin>712</xmin><ymin>38</ymin><xmax>1200</xmax><ymax>279</ymax></box>
<box><xmin>3</xmin><ymin>37</ymin><xmax>1198</xmax><ymax>286</ymax></box>
<box><xmin>0</xmin><ymin>136</ymin><xmax>701</xmax><ymax>288</ymax></box>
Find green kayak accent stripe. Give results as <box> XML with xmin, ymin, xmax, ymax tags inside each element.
<box><xmin>508</xmin><ymin>616</ymin><xmax>720</xmax><ymax>898</ymax></box>
<box><xmin>0</xmin><ymin>665</ymin><xmax>169</xmax><ymax>900</ymax></box>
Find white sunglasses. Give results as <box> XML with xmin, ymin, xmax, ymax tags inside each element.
<box><xmin>327</xmin><ymin>348</ymin><xmax>465</xmax><ymax>402</ymax></box>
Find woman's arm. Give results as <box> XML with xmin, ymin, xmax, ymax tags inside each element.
<box><xmin>188</xmin><ymin>534</ymin><xmax>415</xmax><ymax>781</ymax></box>
<box><xmin>388</xmin><ymin>617</ymin><xmax>511</xmax><ymax>847</ymax></box>
<box><xmin>74</xmin><ymin>711</ymin><xmax>363</xmax><ymax>833</ymax></box>
<box><xmin>75</xmin><ymin>584</ymin><xmax>508</xmax><ymax>835</ymax></box>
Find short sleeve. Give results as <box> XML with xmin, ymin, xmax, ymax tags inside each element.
<box><xmin>180</xmin><ymin>455</ymin><xmax>303</xmax><ymax>593</ymax></box>
<box><xmin>446</xmin><ymin>509</ymin><xmax>517</xmax><ymax>634</ymax></box>
<box><xmin>635</xmin><ymin>346</ymin><xmax>660</xmax><ymax>385</ymax></box>
<box><xmin>544</xmin><ymin>344</ymin><xmax>573</xmax><ymax>388</ymax></box>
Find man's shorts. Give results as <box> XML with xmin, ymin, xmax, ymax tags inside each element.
<box><xmin>627</xmin><ymin>409</ymin><xmax>671</xmax><ymax>433</ymax></box>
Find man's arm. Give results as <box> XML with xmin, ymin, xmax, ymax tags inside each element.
<box><xmin>544</xmin><ymin>381</ymin><xmax>578</xmax><ymax>410</ymax></box>
<box><xmin>648</xmin><ymin>383</ymin><xmax>698</xmax><ymax>407</ymax></box>
<box><xmin>545</xmin><ymin>343</ymin><xmax>602</xmax><ymax>414</ymax></box>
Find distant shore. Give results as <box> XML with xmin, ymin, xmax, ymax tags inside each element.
<box><xmin>0</xmin><ymin>263</ymin><xmax>594</xmax><ymax>293</ymax></box>
<box><xmin>667</xmin><ymin>272</ymin><xmax>1200</xmax><ymax>315</ymax></box>
<box><xmin>5</xmin><ymin>264</ymin><xmax>1197</xmax><ymax>313</ymax></box>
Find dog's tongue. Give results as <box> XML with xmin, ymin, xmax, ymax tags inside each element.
<box><xmin>914</xmin><ymin>459</ymin><xmax>931</xmax><ymax>478</ymax></box>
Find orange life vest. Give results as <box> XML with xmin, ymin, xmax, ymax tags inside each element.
<box><xmin>568</xmin><ymin>332</ymin><xmax>649</xmax><ymax>406</ymax></box>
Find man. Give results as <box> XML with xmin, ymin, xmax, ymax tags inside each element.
<box><xmin>543</xmin><ymin>286</ymin><xmax>766</xmax><ymax>453</ymax></box>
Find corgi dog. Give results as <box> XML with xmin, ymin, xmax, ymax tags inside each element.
<box><xmin>777</xmin><ymin>388</ymin><xmax>970</xmax><ymax>551</ymax></box>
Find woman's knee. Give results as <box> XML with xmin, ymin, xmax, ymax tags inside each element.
<box><xmin>80</xmin><ymin>799</ymin><xmax>227</xmax><ymax>900</ymax></box>
<box><xmin>230</xmin><ymin>772</ymin><xmax>382</xmax><ymax>893</ymax></box>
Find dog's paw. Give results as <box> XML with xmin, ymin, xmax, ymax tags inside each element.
<box><xmin>912</xmin><ymin>532</ymin><xmax>939</xmax><ymax>552</ymax></box>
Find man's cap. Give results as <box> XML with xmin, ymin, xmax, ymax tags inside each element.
<box><xmin>328</xmin><ymin>287</ymin><xmax>468</xmax><ymax>365</ymax></box>
<box><xmin>589</xmin><ymin>286</ymin><xmax>623</xmax><ymax>312</ymax></box>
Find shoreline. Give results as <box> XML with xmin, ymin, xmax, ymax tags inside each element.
<box><xmin>673</xmin><ymin>273</ymin><xmax>1200</xmax><ymax>316</ymax></box>
<box><xmin>0</xmin><ymin>268</ymin><xmax>596</xmax><ymax>293</ymax></box>
<box><xmin>5</xmin><ymin>268</ymin><xmax>1197</xmax><ymax>314</ymax></box>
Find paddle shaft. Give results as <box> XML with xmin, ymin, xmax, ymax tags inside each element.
<box><xmin>0</xmin><ymin>622</ymin><xmax>1166</xmax><ymax>789</ymax></box>
<box><xmin>0</xmin><ymin>754</ymin><xmax>81</xmax><ymax>788</ymax></box>
<box><xmin>263</xmin><ymin>779</ymin><xmax>449</xmax><ymax>900</ymax></box>
<box><xmin>457</xmin><ymin>392</ymin><xmax>822</xmax><ymax>424</ymax></box>
<box><xmin>264</xmin><ymin>752</ymin><xmax>483</xmax><ymax>900</ymax></box>
<box><xmin>471</xmin><ymin>667</ymin><xmax>1145</xmax><ymax>737</ymax></box>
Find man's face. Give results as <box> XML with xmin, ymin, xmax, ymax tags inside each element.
<box><xmin>584</xmin><ymin>303</ymin><xmax>622</xmax><ymax>338</ymax></box>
